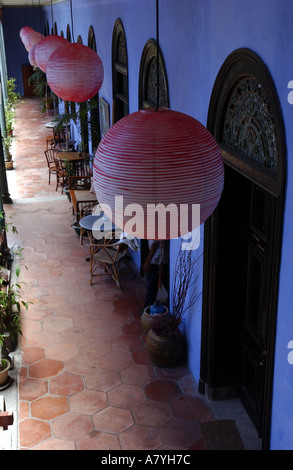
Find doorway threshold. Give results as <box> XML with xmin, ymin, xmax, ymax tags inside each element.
<box><xmin>208</xmin><ymin>397</ymin><xmax>262</xmax><ymax>450</ymax></box>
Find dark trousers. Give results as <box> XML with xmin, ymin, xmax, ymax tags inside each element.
<box><xmin>144</xmin><ymin>264</ymin><xmax>168</xmax><ymax>308</ymax></box>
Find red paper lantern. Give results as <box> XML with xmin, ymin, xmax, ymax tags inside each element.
<box><xmin>93</xmin><ymin>108</ymin><xmax>224</xmax><ymax>240</ymax></box>
<box><xmin>35</xmin><ymin>35</ymin><xmax>69</xmax><ymax>73</ymax></box>
<box><xmin>19</xmin><ymin>26</ymin><xmax>33</xmax><ymax>41</ymax></box>
<box><xmin>46</xmin><ymin>43</ymin><xmax>104</xmax><ymax>102</ymax></box>
<box><xmin>28</xmin><ymin>42</ymin><xmax>38</xmax><ymax>66</ymax></box>
<box><xmin>23</xmin><ymin>31</ymin><xmax>43</xmax><ymax>52</ymax></box>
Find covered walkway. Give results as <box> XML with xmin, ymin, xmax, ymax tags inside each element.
<box><xmin>2</xmin><ymin>97</ymin><xmax>214</xmax><ymax>450</ymax></box>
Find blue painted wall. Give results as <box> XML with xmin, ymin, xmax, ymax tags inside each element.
<box><xmin>2</xmin><ymin>6</ymin><xmax>39</xmax><ymax>96</ymax></box>
<box><xmin>3</xmin><ymin>0</ymin><xmax>293</xmax><ymax>449</ymax></box>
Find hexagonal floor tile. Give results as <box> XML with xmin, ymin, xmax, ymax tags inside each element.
<box><xmin>49</xmin><ymin>372</ymin><xmax>84</xmax><ymax>396</ymax></box>
<box><xmin>31</xmin><ymin>396</ymin><xmax>69</xmax><ymax>420</ymax></box>
<box><xmin>92</xmin><ymin>406</ymin><xmax>133</xmax><ymax>433</ymax></box>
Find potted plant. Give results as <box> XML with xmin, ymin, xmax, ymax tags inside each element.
<box><xmin>0</xmin><ymin>334</ymin><xmax>10</xmax><ymax>388</ymax></box>
<box><xmin>3</xmin><ymin>134</ymin><xmax>14</xmax><ymax>169</ymax></box>
<box><xmin>146</xmin><ymin>248</ymin><xmax>201</xmax><ymax>367</ymax></box>
<box><xmin>28</xmin><ymin>68</ymin><xmax>58</xmax><ymax>113</ymax></box>
<box><xmin>3</xmin><ymin>77</ymin><xmax>21</xmax><ymax>168</ymax></box>
<box><xmin>53</xmin><ymin>94</ymin><xmax>100</xmax><ymax>155</ymax></box>
<box><xmin>0</xmin><ymin>216</ymin><xmax>29</xmax><ymax>352</ymax></box>
<box><xmin>141</xmin><ymin>301</ymin><xmax>168</xmax><ymax>334</ymax></box>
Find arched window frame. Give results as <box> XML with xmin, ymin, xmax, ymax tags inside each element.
<box><xmin>87</xmin><ymin>25</ymin><xmax>100</xmax><ymax>153</ymax></box>
<box><xmin>112</xmin><ymin>19</ymin><xmax>129</xmax><ymax>123</ymax></box>
<box><xmin>139</xmin><ymin>39</ymin><xmax>169</xmax><ymax>110</ymax></box>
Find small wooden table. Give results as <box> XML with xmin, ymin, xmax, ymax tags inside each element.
<box><xmin>59</xmin><ymin>152</ymin><xmax>89</xmax><ymax>176</ymax></box>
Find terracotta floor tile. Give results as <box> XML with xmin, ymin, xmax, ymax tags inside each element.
<box><xmin>33</xmin><ymin>438</ymin><xmax>76</xmax><ymax>450</ymax></box>
<box><xmin>160</xmin><ymin>417</ymin><xmax>201</xmax><ymax>449</ymax></box>
<box><xmin>51</xmin><ymin>413</ymin><xmax>93</xmax><ymax>440</ymax></box>
<box><xmin>26</xmin><ymin>330</ymin><xmax>60</xmax><ymax>348</ymax></box>
<box><xmin>60</xmin><ymin>327</ymin><xmax>92</xmax><ymax>344</ymax></box>
<box><xmin>90</xmin><ymin>324</ymin><xmax>123</xmax><ymax>342</ymax></box>
<box><xmin>131</xmin><ymin>348</ymin><xmax>153</xmax><ymax>366</ymax></box>
<box><xmin>76</xmin><ymin>431</ymin><xmax>121</xmax><ymax>450</ymax></box>
<box><xmin>170</xmin><ymin>395</ymin><xmax>211</xmax><ymax>420</ymax></box>
<box><xmin>45</xmin><ymin>342</ymin><xmax>79</xmax><ymax>361</ymax></box>
<box><xmin>19</xmin><ymin>418</ymin><xmax>51</xmax><ymax>448</ymax></box>
<box><xmin>19</xmin><ymin>378</ymin><xmax>48</xmax><ymax>401</ymax></box>
<box><xmin>112</xmin><ymin>334</ymin><xmax>144</xmax><ymax>352</ymax></box>
<box><xmin>120</xmin><ymin>364</ymin><xmax>157</xmax><ymax>387</ymax></box>
<box><xmin>73</xmin><ymin>313</ymin><xmax>104</xmax><ymax>329</ymax></box>
<box><xmin>64</xmin><ymin>354</ymin><xmax>100</xmax><ymax>376</ymax></box>
<box><xmin>92</xmin><ymin>406</ymin><xmax>133</xmax><ymax>433</ymax></box>
<box><xmin>107</xmin><ymin>384</ymin><xmax>146</xmax><ymax>409</ymax></box>
<box><xmin>21</xmin><ymin>346</ymin><xmax>45</xmax><ymax>365</ymax></box>
<box><xmin>69</xmin><ymin>389</ymin><xmax>108</xmax><ymax>414</ymax></box>
<box><xmin>145</xmin><ymin>379</ymin><xmax>182</xmax><ymax>402</ymax></box>
<box><xmin>84</xmin><ymin>368</ymin><xmax>121</xmax><ymax>392</ymax></box>
<box><xmin>49</xmin><ymin>372</ymin><xmax>84</xmax><ymax>396</ymax></box>
<box><xmin>113</xmin><ymin>297</ymin><xmax>144</xmax><ymax>312</ymax></box>
<box><xmin>28</xmin><ymin>359</ymin><xmax>63</xmax><ymax>379</ymax></box>
<box><xmin>30</xmin><ymin>396</ymin><xmax>69</xmax><ymax>420</ymax></box>
<box><xmin>19</xmin><ymin>401</ymin><xmax>29</xmax><ymax>421</ymax></box>
<box><xmin>133</xmin><ymin>400</ymin><xmax>172</xmax><ymax>427</ymax></box>
<box><xmin>122</xmin><ymin>320</ymin><xmax>145</xmax><ymax>336</ymax></box>
<box><xmin>78</xmin><ymin>337</ymin><xmax>112</xmax><ymax>358</ymax></box>
<box><xmin>42</xmin><ymin>316</ymin><xmax>73</xmax><ymax>332</ymax></box>
<box><xmin>98</xmin><ymin>350</ymin><xmax>133</xmax><ymax>370</ymax></box>
<box><xmin>119</xmin><ymin>424</ymin><xmax>162</xmax><ymax>450</ymax></box>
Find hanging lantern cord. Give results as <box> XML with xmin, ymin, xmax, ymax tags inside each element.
<box><xmin>156</xmin><ymin>0</ymin><xmax>159</xmax><ymax>111</ymax></box>
<box><xmin>50</xmin><ymin>0</ymin><xmax>53</xmax><ymax>31</ymax></box>
<box><xmin>70</xmin><ymin>0</ymin><xmax>75</xmax><ymax>43</ymax></box>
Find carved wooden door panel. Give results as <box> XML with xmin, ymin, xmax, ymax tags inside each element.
<box><xmin>240</xmin><ymin>184</ymin><xmax>276</xmax><ymax>433</ymax></box>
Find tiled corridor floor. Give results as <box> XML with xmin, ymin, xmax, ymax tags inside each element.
<box><xmin>2</xmin><ymin>97</ymin><xmax>216</xmax><ymax>451</ymax></box>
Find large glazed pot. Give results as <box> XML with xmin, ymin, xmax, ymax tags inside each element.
<box><xmin>0</xmin><ymin>359</ymin><xmax>10</xmax><ymax>387</ymax></box>
<box><xmin>141</xmin><ymin>305</ymin><xmax>168</xmax><ymax>335</ymax></box>
<box><xmin>146</xmin><ymin>327</ymin><xmax>183</xmax><ymax>367</ymax></box>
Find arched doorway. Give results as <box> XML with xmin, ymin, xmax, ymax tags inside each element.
<box><xmin>200</xmin><ymin>49</ymin><xmax>286</xmax><ymax>449</ymax></box>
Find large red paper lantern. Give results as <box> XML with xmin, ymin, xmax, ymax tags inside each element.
<box><xmin>28</xmin><ymin>42</ymin><xmax>38</xmax><ymax>66</ymax></box>
<box><xmin>35</xmin><ymin>35</ymin><xmax>69</xmax><ymax>73</ymax></box>
<box><xmin>19</xmin><ymin>26</ymin><xmax>33</xmax><ymax>41</ymax></box>
<box><xmin>93</xmin><ymin>107</ymin><xmax>224</xmax><ymax>240</ymax></box>
<box><xmin>23</xmin><ymin>30</ymin><xmax>43</xmax><ymax>52</ymax></box>
<box><xmin>46</xmin><ymin>43</ymin><xmax>104</xmax><ymax>102</ymax></box>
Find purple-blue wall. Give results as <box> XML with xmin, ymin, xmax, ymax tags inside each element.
<box><xmin>3</xmin><ymin>0</ymin><xmax>293</xmax><ymax>449</ymax></box>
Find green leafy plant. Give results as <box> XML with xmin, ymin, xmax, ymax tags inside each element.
<box><xmin>54</xmin><ymin>94</ymin><xmax>100</xmax><ymax>155</ymax></box>
<box><xmin>28</xmin><ymin>69</ymin><xmax>59</xmax><ymax>112</ymax></box>
<box><xmin>3</xmin><ymin>77</ymin><xmax>21</xmax><ymax>161</ymax></box>
<box><xmin>2</xmin><ymin>134</ymin><xmax>13</xmax><ymax>161</ymax></box>
<box><xmin>0</xmin><ymin>214</ymin><xmax>30</xmax><ymax>345</ymax></box>
<box><xmin>6</xmin><ymin>77</ymin><xmax>21</xmax><ymax>106</ymax></box>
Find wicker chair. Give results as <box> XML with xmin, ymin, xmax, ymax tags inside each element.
<box><xmin>54</xmin><ymin>156</ymin><xmax>68</xmax><ymax>193</ymax></box>
<box><xmin>89</xmin><ymin>235</ymin><xmax>132</xmax><ymax>289</ymax></box>
<box><xmin>44</xmin><ymin>149</ymin><xmax>59</xmax><ymax>185</ymax></box>
<box><xmin>68</xmin><ymin>176</ymin><xmax>97</xmax><ymax>220</ymax></box>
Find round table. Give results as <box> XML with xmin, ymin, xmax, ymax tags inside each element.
<box><xmin>79</xmin><ymin>214</ymin><xmax>116</xmax><ymax>245</ymax></box>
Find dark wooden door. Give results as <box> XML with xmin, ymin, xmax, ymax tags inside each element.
<box><xmin>239</xmin><ymin>183</ymin><xmax>276</xmax><ymax>433</ymax></box>
<box><xmin>203</xmin><ymin>164</ymin><xmax>277</xmax><ymax>436</ymax></box>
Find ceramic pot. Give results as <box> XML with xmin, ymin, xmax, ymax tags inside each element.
<box><xmin>146</xmin><ymin>327</ymin><xmax>183</xmax><ymax>367</ymax></box>
<box><xmin>5</xmin><ymin>161</ymin><xmax>14</xmax><ymax>170</ymax></box>
<box><xmin>141</xmin><ymin>305</ymin><xmax>168</xmax><ymax>334</ymax></box>
<box><xmin>0</xmin><ymin>359</ymin><xmax>10</xmax><ymax>387</ymax></box>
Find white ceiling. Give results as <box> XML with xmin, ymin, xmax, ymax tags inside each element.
<box><xmin>0</xmin><ymin>0</ymin><xmax>66</xmax><ymax>6</ymax></box>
